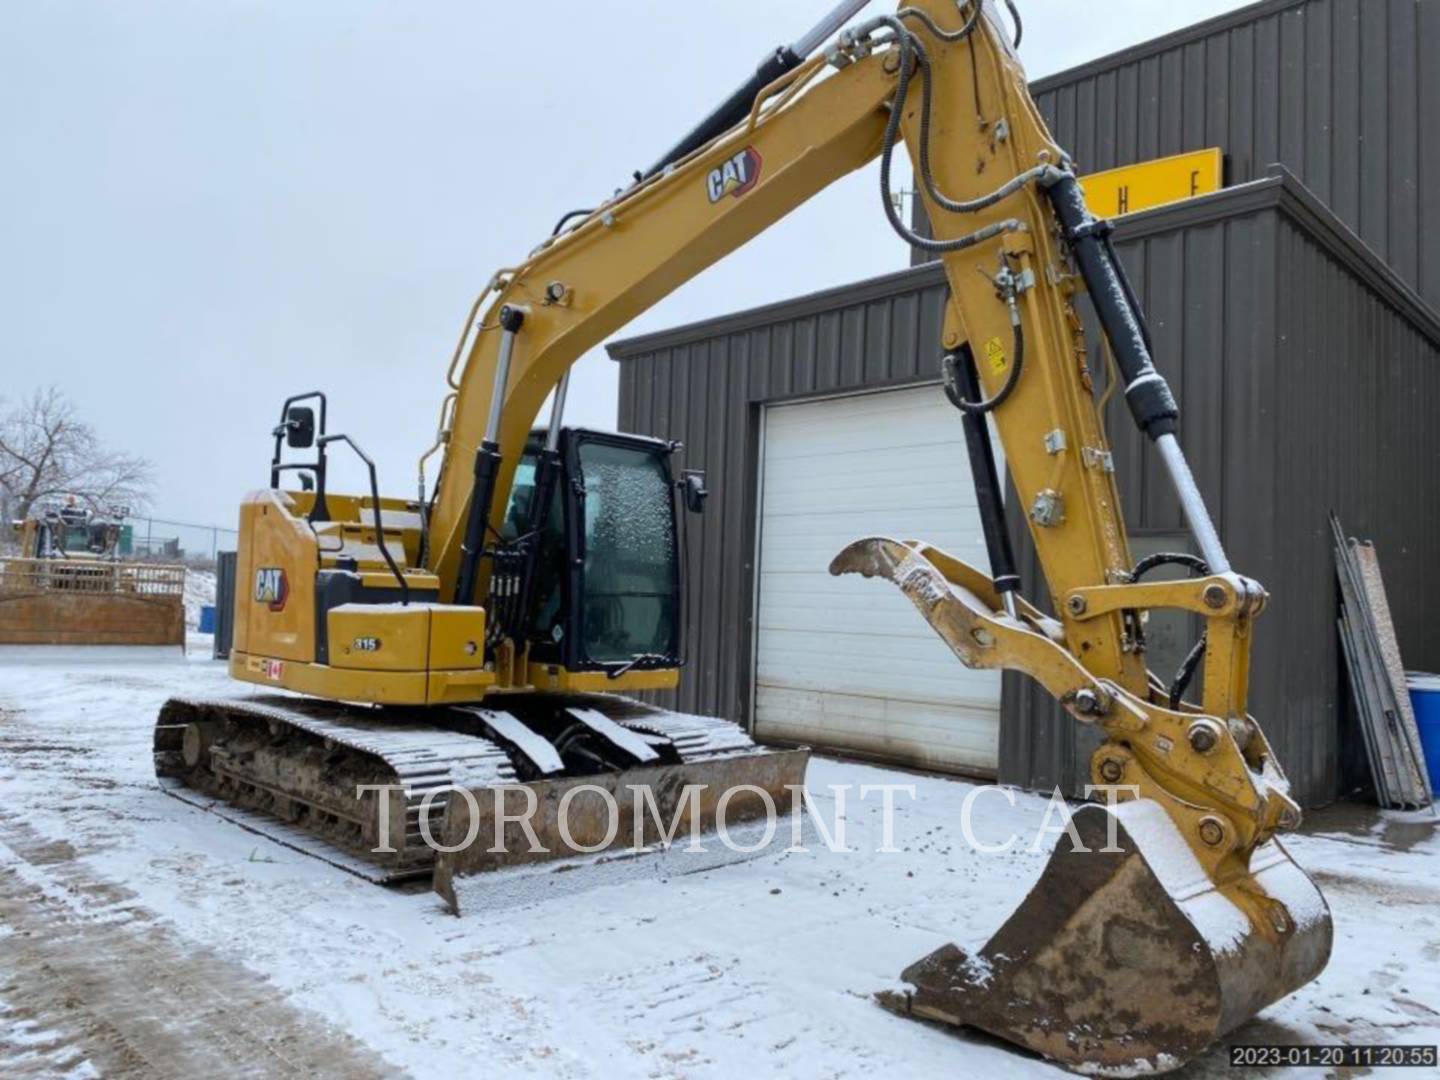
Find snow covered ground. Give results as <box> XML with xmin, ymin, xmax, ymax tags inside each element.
<box><xmin>0</xmin><ymin>647</ymin><xmax>1436</xmax><ymax>1078</ymax></box>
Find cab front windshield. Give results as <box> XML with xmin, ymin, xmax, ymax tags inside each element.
<box><xmin>577</xmin><ymin>440</ymin><xmax>678</xmax><ymax>664</ymax></box>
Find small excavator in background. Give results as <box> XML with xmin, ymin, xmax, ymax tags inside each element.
<box><xmin>151</xmin><ymin>1</ymin><xmax>1331</xmax><ymax>1073</ymax></box>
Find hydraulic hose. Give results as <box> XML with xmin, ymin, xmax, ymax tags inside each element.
<box><xmin>1169</xmin><ymin>634</ymin><xmax>1207</xmax><ymax>711</ymax></box>
<box><xmin>1002</xmin><ymin>0</ymin><xmax>1023</xmax><ymax>47</ymax></box>
<box><xmin>874</xmin><ymin>19</ymin><xmax>1029</xmax><ymax>252</ymax></box>
<box><xmin>1132</xmin><ymin>552</ymin><xmax>1210</xmax><ymax>581</ymax></box>
<box><xmin>897</xmin><ymin>1</ymin><xmax>982</xmax><ymax>42</ymax></box>
<box><xmin>944</xmin><ymin>344</ymin><xmax>1021</xmax><ymax>601</ymax></box>
<box><xmin>1131</xmin><ymin>552</ymin><xmax>1212</xmax><ymax>710</ymax></box>
<box><xmin>905</xmin><ymin>30</ymin><xmax>1056</xmax><ymax>216</ymax></box>
<box><xmin>552</xmin><ymin>208</ymin><xmax>593</xmax><ymax>236</ymax></box>
<box><xmin>942</xmin><ymin>321</ymin><xmax>1024</xmax><ymax>414</ymax></box>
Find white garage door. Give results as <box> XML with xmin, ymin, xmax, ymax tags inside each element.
<box><xmin>753</xmin><ymin>384</ymin><xmax>1003</xmax><ymax>775</ymax></box>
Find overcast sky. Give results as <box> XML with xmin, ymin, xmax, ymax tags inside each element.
<box><xmin>1</xmin><ymin>1</ymin><xmax>1254</xmax><ymax>531</ymax></box>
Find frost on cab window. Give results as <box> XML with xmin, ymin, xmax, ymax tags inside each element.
<box><xmin>577</xmin><ymin>441</ymin><xmax>677</xmax><ymax>663</ymax></box>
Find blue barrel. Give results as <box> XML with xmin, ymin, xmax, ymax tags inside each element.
<box><xmin>199</xmin><ymin>604</ymin><xmax>216</xmax><ymax>634</ymax></box>
<box><xmin>1407</xmin><ymin>673</ymin><xmax>1440</xmax><ymax>793</ymax></box>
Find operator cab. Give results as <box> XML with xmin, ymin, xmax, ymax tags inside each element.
<box><xmin>499</xmin><ymin>427</ymin><xmax>702</xmax><ymax>680</ymax></box>
<box><xmin>259</xmin><ymin>391</ymin><xmax>705</xmax><ymax>693</ymax></box>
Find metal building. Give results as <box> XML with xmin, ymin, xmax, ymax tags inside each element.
<box><xmin>608</xmin><ymin>168</ymin><xmax>1440</xmax><ymax>809</ymax></box>
<box><xmin>915</xmin><ymin>0</ymin><xmax>1440</xmax><ymax>308</ymax></box>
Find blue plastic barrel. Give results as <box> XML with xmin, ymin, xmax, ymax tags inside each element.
<box><xmin>199</xmin><ymin>604</ymin><xmax>216</xmax><ymax>634</ymax></box>
<box><xmin>1407</xmin><ymin>673</ymin><xmax>1440</xmax><ymax>793</ymax></box>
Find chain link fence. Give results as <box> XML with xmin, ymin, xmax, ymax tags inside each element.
<box><xmin>122</xmin><ymin>515</ymin><xmax>238</xmax><ymax>567</ymax></box>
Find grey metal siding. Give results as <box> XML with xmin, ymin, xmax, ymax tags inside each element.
<box><xmin>913</xmin><ymin>0</ymin><xmax>1438</xmax><ymax>307</ymax></box>
<box><xmin>1270</xmin><ymin>201</ymin><xmax>1440</xmax><ymax>803</ymax></box>
<box><xmin>610</xmin><ymin>171</ymin><xmax>1440</xmax><ymax>807</ymax></box>
<box><xmin>1035</xmin><ymin>0</ymin><xmax>1436</xmax><ymax>306</ymax></box>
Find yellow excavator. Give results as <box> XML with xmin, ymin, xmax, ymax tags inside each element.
<box><xmin>152</xmin><ymin>1</ymin><xmax>1331</xmax><ymax>1072</ymax></box>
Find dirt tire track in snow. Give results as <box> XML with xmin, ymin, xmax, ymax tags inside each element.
<box><xmin>0</xmin><ymin>807</ymin><xmax>393</xmax><ymax>1078</ymax></box>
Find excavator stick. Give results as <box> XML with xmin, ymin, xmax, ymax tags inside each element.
<box><xmin>833</xmin><ymin>538</ymin><xmax>1333</xmax><ymax>1074</ymax></box>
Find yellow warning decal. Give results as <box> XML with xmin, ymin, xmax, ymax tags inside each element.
<box><xmin>984</xmin><ymin>336</ymin><xmax>1007</xmax><ymax>373</ymax></box>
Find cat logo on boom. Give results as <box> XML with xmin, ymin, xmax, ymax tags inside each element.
<box><xmin>253</xmin><ymin>567</ymin><xmax>288</xmax><ymax>612</ymax></box>
<box><xmin>706</xmin><ymin>147</ymin><xmax>762</xmax><ymax>203</ymax></box>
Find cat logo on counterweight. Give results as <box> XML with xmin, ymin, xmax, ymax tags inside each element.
<box><xmin>254</xmin><ymin>567</ymin><xmax>289</xmax><ymax>612</ymax></box>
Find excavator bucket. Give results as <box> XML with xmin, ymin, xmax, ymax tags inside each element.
<box><xmin>834</xmin><ymin>537</ymin><xmax>1333</xmax><ymax>1073</ymax></box>
<box><xmin>878</xmin><ymin>801</ymin><xmax>1331</xmax><ymax>1075</ymax></box>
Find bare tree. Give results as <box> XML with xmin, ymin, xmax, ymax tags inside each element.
<box><xmin>0</xmin><ymin>386</ymin><xmax>154</xmax><ymax>523</ymax></box>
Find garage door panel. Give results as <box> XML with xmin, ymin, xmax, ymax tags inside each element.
<box><xmin>759</xmin><ymin>533</ymin><xmax>992</xmax><ymax>572</ymax></box>
<box><xmin>760</xmin><ymin>449</ymin><xmax>973</xmax><ymax>486</ymax></box>
<box><xmin>757</xmin><ymin>596</ymin><xmax>965</xmax><ymax>641</ymax></box>
<box><xmin>754</xmin><ymin>689</ymin><xmax>999</xmax><ymax>770</ymax></box>
<box><xmin>754</xmin><ymin>643</ymin><xmax>1000</xmax><ymax>694</ymax></box>
<box><xmin>762</xmin><ymin>452</ymin><xmax>974</xmax><ymax>490</ymax></box>
<box><xmin>755</xmin><ymin>685</ymin><xmax>1000</xmax><ymax>742</ymax></box>
<box><xmin>755</xmin><ymin>622</ymin><xmax>980</xmax><ymax>660</ymax></box>
<box><xmin>764</xmin><ymin>487</ymin><xmax>984</xmax><ymax>516</ymax></box>
<box><xmin>756</xmin><ymin>663</ymin><xmax>1000</xmax><ymax>710</ymax></box>
<box><xmin>757</xmin><ymin>601</ymin><xmax>947</xmax><ymax>638</ymax></box>
<box><xmin>763</xmin><ymin>393</ymin><xmax>968</xmax><ymax>445</ymax></box>
<box><xmin>759</xmin><ymin>514</ymin><xmax>984</xmax><ymax>545</ymax></box>
<box><xmin>754</xmin><ymin>385</ymin><xmax>1003</xmax><ymax>776</ymax></box>
<box><xmin>757</xmin><ymin>703</ymin><xmax>999</xmax><ymax>749</ymax></box>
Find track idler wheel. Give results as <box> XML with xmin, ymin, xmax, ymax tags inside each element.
<box><xmin>181</xmin><ymin>720</ymin><xmax>217</xmax><ymax>769</ymax></box>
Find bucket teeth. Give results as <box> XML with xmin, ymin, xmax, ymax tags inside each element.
<box><xmin>878</xmin><ymin>802</ymin><xmax>1332</xmax><ymax>1075</ymax></box>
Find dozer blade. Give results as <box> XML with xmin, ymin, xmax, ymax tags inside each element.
<box><xmin>878</xmin><ymin>799</ymin><xmax>1332</xmax><ymax>1076</ymax></box>
<box><xmin>432</xmin><ymin>746</ymin><xmax>809</xmax><ymax>914</ymax></box>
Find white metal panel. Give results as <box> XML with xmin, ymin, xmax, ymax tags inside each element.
<box><xmin>754</xmin><ymin>385</ymin><xmax>1004</xmax><ymax>775</ymax></box>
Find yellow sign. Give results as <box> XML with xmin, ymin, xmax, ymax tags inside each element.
<box><xmin>1079</xmin><ymin>148</ymin><xmax>1222</xmax><ymax>218</ymax></box>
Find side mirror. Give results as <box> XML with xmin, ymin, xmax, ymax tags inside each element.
<box><xmin>679</xmin><ymin>470</ymin><xmax>707</xmax><ymax>514</ymax></box>
<box><xmin>298</xmin><ymin>472</ymin><xmax>315</xmax><ymax>492</ymax></box>
<box><xmin>286</xmin><ymin>406</ymin><xmax>316</xmax><ymax>449</ymax></box>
